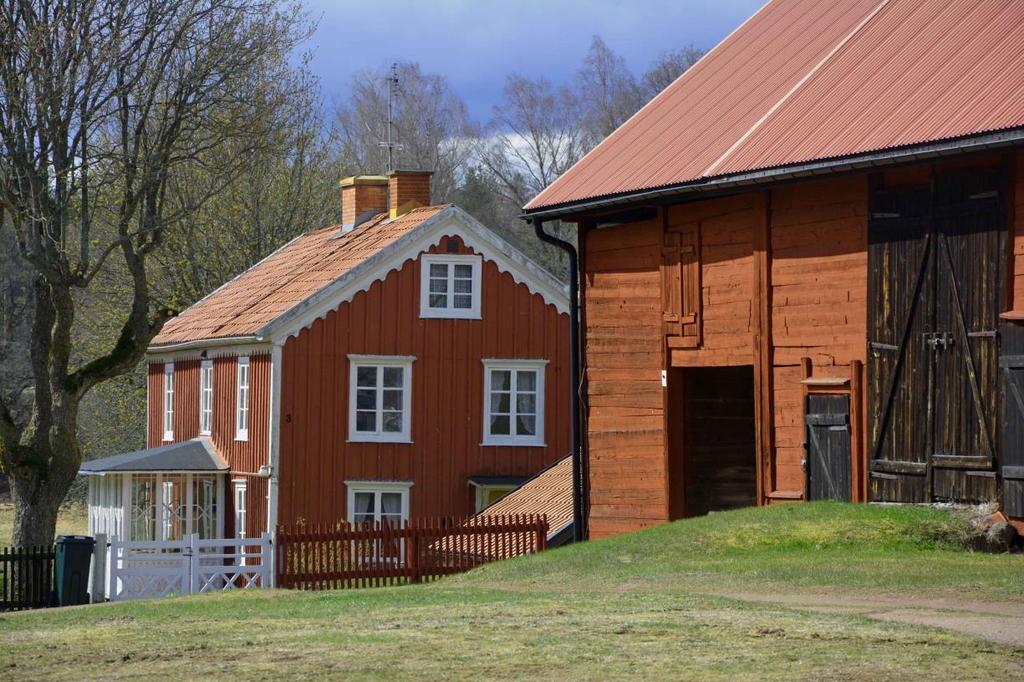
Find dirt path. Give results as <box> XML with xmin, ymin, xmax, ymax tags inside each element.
<box><xmin>720</xmin><ymin>590</ymin><xmax>1024</xmax><ymax>647</ymax></box>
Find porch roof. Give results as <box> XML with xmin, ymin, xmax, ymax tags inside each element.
<box><xmin>79</xmin><ymin>438</ymin><xmax>229</xmax><ymax>475</ymax></box>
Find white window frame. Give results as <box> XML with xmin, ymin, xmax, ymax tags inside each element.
<box><xmin>482</xmin><ymin>359</ymin><xmax>547</xmax><ymax>446</ymax></box>
<box><xmin>347</xmin><ymin>355</ymin><xmax>414</xmax><ymax>443</ymax></box>
<box><xmin>233</xmin><ymin>479</ymin><xmax>247</xmax><ymax>540</ymax></box>
<box><xmin>345</xmin><ymin>481</ymin><xmax>411</xmax><ymax>525</ymax></box>
<box><xmin>236</xmin><ymin>356</ymin><xmax>250</xmax><ymax>441</ymax></box>
<box><xmin>199</xmin><ymin>360</ymin><xmax>213</xmax><ymax>435</ymax></box>
<box><xmin>162</xmin><ymin>364</ymin><xmax>174</xmax><ymax>441</ymax></box>
<box><xmin>419</xmin><ymin>253</ymin><xmax>482</xmax><ymax>319</ymax></box>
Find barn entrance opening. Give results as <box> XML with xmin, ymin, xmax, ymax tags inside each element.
<box><xmin>677</xmin><ymin>366</ymin><xmax>758</xmax><ymax>517</ymax></box>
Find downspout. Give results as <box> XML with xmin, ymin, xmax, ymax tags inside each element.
<box><xmin>532</xmin><ymin>219</ymin><xmax>586</xmax><ymax>542</ymax></box>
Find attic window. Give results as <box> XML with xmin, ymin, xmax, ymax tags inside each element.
<box><xmin>420</xmin><ymin>254</ymin><xmax>481</xmax><ymax>319</ymax></box>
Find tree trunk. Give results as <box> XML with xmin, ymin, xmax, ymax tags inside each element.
<box><xmin>8</xmin><ymin>479</ymin><xmax>63</xmax><ymax>547</ymax></box>
<box><xmin>6</xmin><ymin>394</ymin><xmax>83</xmax><ymax>547</ymax></box>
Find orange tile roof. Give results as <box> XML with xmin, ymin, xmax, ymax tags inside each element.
<box><xmin>478</xmin><ymin>455</ymin><xmax>573</xmax><ymax>538</ymax></box>
<box><xmin>152</xmin><ymin>206</ymin><xmax>447</xmax><ymax>346</ymax></box>
<box><xmin>526</xmin><ymin>0</ymin><xmax>1024</xmax><ymax>211</ymax></box>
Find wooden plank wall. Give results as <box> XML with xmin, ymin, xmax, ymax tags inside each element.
<box><xmin>1014</xmin><ymin>151</ymin><xmax>1024</xmax><ymax>311</ymax></box>
<box><xmin>582</xmin><ymin>217</ymin><xmax>668</xmax><ymax>538</ymax></box>
<box><xmin>277</xmin><ymin>236</ymin><xmax>570</xmax><ymax>527</ymax></box>
<box><xmin>769</xmin><ymin>176</ymin><xmax>868</xmax><ymax>495</ymax></box>
<box><xmin>667</xmin><ymin>194</ymin><xmax>756</xmax><ymax>368</ymax></box>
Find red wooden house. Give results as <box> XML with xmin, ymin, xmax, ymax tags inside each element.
<box><xmin>84</xmin><ymin>171</ymin><xmax>570</xmax><ymax>543</ymax></box>
<box><xmin>522</xmin><ymin>0</ymin><xmax>1024</xmax><ymax>538</ymax></box>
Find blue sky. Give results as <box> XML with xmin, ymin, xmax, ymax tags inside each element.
<box><xmin>303</xmin><ymin>0</ymin><xmax>765</xmax><ymax>122</ymax></box>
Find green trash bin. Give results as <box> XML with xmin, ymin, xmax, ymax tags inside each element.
<box><xmin>55</xmin><ymin>535</ymin><xmax>95</xmax><ymax>607</ymax></box>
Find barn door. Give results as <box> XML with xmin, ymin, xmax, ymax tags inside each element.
<box><xmin>867</xmin><ymin>185</ymin><xmax>933</xmax><ymax>502</ymax></box>
<box><xmin>1002</xmin><ymin>323</ymin><xmax>1024</xmax><ymax>516</ymax></box>
<box><xmin>868</xmin><ymin>170</ymin><xmax>1005</xmax><ymax>504</ymax></box>
<box><xmin>805</xmin><ymin>395</ymin><xmax>852</xmax><ymax>501</ymax></box>
<box><xmin>930</xmin><ymin>171</ymin><xmax>1003</xmax><ymax>502</ymax></box>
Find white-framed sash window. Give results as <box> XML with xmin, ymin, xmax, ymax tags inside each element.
<box><xmin>199</xmin><ymin>360</ymin><xmax>213</xmax><ymax>435</ymax></box>
<box><xmin>162</xmin><ymin>364</ymin><xmax>175</xmax><ymax>441</ymax></box>
<box><xmin>482</xmin><ymin>360</ymin><xmax>546</xmax><ymax>446</ymax></box>
<box><xmin>236</xmin><ymin>356</ymin><xmax>250</xmax><ymax>441</ymax></box>
<box><xmin>420</xmin><ymin>253</ymin><xmax>482</xmax><ymax>319</ymax></box>
<box><xmin>348</xmin><ymin>355</ymin><xmax>414</xmax><ymax>443</ymax></box>
<box><xmin>346</xmin><ymin>482</ymin><xmax>411</xmax><ymax>526</ymax></box>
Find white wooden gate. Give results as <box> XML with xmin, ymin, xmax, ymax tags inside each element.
<box><xmin>109</xmin><ymin>533</ymin><xmax>271</xmax><ymax>601</ymax></box>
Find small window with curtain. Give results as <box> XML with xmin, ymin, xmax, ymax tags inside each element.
<box><xmin>346</xmin><ymin>482</ymin><xmax>410</xmax><ymax>565</ymax></box>
<box><xmin>482</xmin><ymin>360</ymin><xmax>546</xmax><ymax>446</ymax></box>
<box><xmin>236</xmin><ymin>356</ymin><xmax>249</xmax><ymax>441</ymax></box>
<box><xmin>419</xmin><ymin>254</ymin><xmax>482</xmax><ymax>319</ymax></box>
<box><xmin>348</xmin><ymin>356</ymin><xmax>414</xmax><ymax>443</ymax></box>
<box><xmin>199</xmin><ymin>360</ymin><xmax>213</xmax><ymax>435</ymax></box>
<box><xmin>163</xmin><ymin>364</ymin><xmax>174</xmax><ymax>441</ymax></box>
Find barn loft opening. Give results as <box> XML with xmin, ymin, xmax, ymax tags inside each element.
<box><xmin>672</xmin><ymin>366</ymin><xmax>758</xmax><ymax>518</ymax></box>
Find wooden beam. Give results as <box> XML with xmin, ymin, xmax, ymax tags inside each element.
<box><xmin>850</xmin><ymin>359</ymin><xmax>866</xmax><ymax>502</ymax></box>
<box><xmin>752</xmin><ymin>190</ymin><xmax>774</xmax><ymax>506</ymax></box>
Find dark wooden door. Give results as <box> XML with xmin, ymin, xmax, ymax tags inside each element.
<box><xmin>929</xmin><ymin>172</ymin><xmax>1002</xmax><ymax>502</ymax></box>
<box><xmin>868</xmin><ymin>170</ymin><xmax>1005</xmax><ymax>504</ymax></box>
<box><xmin>1001</xmin><ymin>322</ymin><xmax>1024</xmax><ymax>516</ymax></box>
<box><xmin>867</xmin><ymin>184</ymin><xmax>933</xmax><ymax>502</ymax></box>
<box><xmin>805</xmin><ymin>395</ymin><xmax>852</xmax><ymax>502</ymax></box>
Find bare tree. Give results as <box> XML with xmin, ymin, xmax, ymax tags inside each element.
<box><xmin>335</xmin><ymin>62</ymin><xmax>477</xmax><ymax>202</ymax></box>
<box><xmin>479</xmin><ymin>74</ymin><xmax>589</xmax><ymax>208</ymax></box>
<box><xmin>642</xmin><ymin>45</ymin><xmax>705</xmax><ymax>98</ymax></box>
<box><xmin>577</xmin><ymin>36</ymin><xmax>643</xmax><ymax>138</ymax></box>
<box><xmin>0</xmin><ymin>0</ymin><xmax>310</xmax><ymax>546</ymax></box>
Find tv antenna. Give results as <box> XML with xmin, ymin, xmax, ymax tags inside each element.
<box><xmin>379</xmin><ymin>63</ymin><xmax>403</xmax><ymax>173</ymax></box>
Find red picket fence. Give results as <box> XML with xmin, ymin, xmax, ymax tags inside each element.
<box><xmin>1</xmin><ymin>545</ymin><xmax>55</xmax><ymax>611</ymax></box>
<box><xmin>276</xmin><ymin>514</ymin><xmax>548</xmax><ymax>590</ymax></box>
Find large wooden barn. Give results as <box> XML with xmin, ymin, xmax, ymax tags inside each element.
<box><xmin>523</xmin><ymin>0</ymin><xmax>1024</xmax><ymax>538</ymax></box>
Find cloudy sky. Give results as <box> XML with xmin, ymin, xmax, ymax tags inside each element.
<box><xmin>303</xmin><ymin>0</ymin><xmax>765</xmax><ymax>122</ymax></box>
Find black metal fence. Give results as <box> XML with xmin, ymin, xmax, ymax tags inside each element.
<box><xmin>0</xmin><ymin>545</ymin><xmax>55</xmax><ymax>611</ymax></box>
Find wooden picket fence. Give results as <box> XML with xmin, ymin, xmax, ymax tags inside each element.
<box><xmin>0</xmin><ymin>545</ymin><xmax>55</xmax><ymax>611</ymax></box>
<box><xmin>276</xmin><ymin>514</ymin><xmax>548</xmax><ymax>590</ymax></box>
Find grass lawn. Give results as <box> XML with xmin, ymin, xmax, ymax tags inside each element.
<box><xmin>2</xmin><ymin>502</ymin><xmax>1023</xmax><ymax>680</ymax></box>
<box><xmin>0</xmin><ymin>503</ymin><xmax>88</xmax><ymax>546</ymax></box>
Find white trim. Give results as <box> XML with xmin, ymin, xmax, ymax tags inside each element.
<box><xmin>199</xmin><ymin>360</ymin><xmax>213</xmax><ymax>436</ymax></box>
<box><xmin>347</xmin><ymin>355</ymin><xmax>414</xmax><ymax>443</ymax></box>
<box><xmin>235</xmin><ymin>356</ymin><xmax>250</xmax><ymax>441</ymax></box>
<box><xmin>146</xmin><ymin>343</ymin><xmax>271</xmax><ymax>364</ymax></box>
<box><xmin>419</xmin><ymin>253</ymin><xmax>482</xmax><ymax>319</ymax></box>
<box><xmin>265</xmin><ymin>207</ymin><xmax>569</xmax><ymax>344</ymax></box>
<box><xmin>233</xmin><ymin>480</ymin><xmax>248</xmax><ymax>540</ymax></box>
<box><xmin>345</xmin><ymin>481</ymin><xmax>412</xmax><ymax>524</ymax></box>
<box><xmin>482</xmin><ymin>359</ymin><xmax>546</xmax><ymax>447</ymax></box>
<box><xmin>266</xmin><ymin>342</ymin><xmax>283</xmax><ymax>535</ymax></box>
<box><xmin>162</xmin><ymin>364</ymin><xmax>174</xmax><ymax>442</ymax></box>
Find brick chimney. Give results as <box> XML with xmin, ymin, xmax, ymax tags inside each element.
<box><xmin>388</xmin><ymin>170</ymin><xmax>433</xmax><ymax>218</ymax></box>
<box><xmin>340</xmin><ymin>176</ymin><xmax>388</xmax><ymax>233</ymax></box>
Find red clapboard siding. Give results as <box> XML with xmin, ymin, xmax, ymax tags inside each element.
<box><xmin>276</xmin><ymin>235</ymin><xmax>570</xmax><ymax>527</ymax></box>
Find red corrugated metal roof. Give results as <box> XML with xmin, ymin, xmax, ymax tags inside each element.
<box><xmin>525</xmin><ymin>0</ymin><xmax>1024</xmax><ymax>211</ymax></box>
<box><xmin>151</xmin><ymin>206</ymin><xmax>447</xmax><ymax>346</ymax></box>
